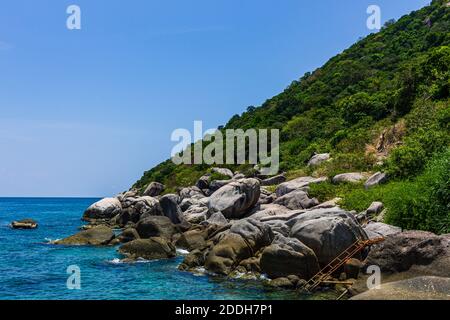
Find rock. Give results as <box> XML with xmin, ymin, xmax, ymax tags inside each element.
<box><xmin>128</xmin><ymin>196</ymin><xmax>163</xmax><ymax>222</ymax></box>
<box><xmin>363</xmin><ymin>231</ymin><xmax>450</xmax><ymax>276</ymax></box>
<box><xmin>143</xmin><ymin>182</ymin><xmax>165</xmax><ymax>197</ymax></box>
<box><xmin>364</xmin><ymin>172</ymin><xmax>388</xmax><ymax>189</ymax></box>
<box><xmin>159</xmin><ymin>194</ymin><xmax>183</xmax><ymax>224</ymax></box>
<box><xmin>83</xmin><ymin>198</ymin><xmax>122</xmax><ymax>220</ymax></box>
<box><xmin>363</xmin><ymin>222</ymin><xmax>402</xmax><ymax>239</ymax></box>
<box><xmin>229</xmin><ymin>218</ymin><xmax>274</xmax><ymax>249</ymax></box>
<box><xmin>239</xmin><ymin>256</ymin><xmax>261</xmax><ymax>273</ymax></box>
<box><xmin>261</xmin><ymin>174</ymin><xmax>286</xmax><ymax>186</ymax></box>
<box><xmin>182</xmin><ymin>204</ymin><xmax>209</xmax><ymax>224</ymax></box>
<box><xmin>196</xmin><ymin>175</ymin><xmax>211</xmax><ymax>190</ymax></box>
<box><xmin>351</xmin><ymin>276</ymin><xmax>450</xmax><ymax>300</ymax></box>
<box><xmin>10</xmin><ymin>219</ymin><xmax>38</xmax><ymax>229</ymax></box>
<box><xmin>117</xmin><ymin>228</ymin><xmax>140</xmax><ymax>243</ymax></box>
<box><xmin>211</xmin><ymin>167</ymin><xmax>234</xmax><ymax>178</ymax></box>
<box><xmin>135</xmin><ymin>216</ymin><xmax>176</xmax><ymax>240</ymax></box>
<box><xmin>249</xmin><ymin>204</ymin><xmax>291</xmax><ymax>221</ymax></box>
<box><xmin>208</xmin><ymin>178</ymin><xmax>261</xmax><ymax>219</ymax></box>
<box><xmin>209</xmin><ymin>180</ymin><xmax>232</xmax><ymax>192</ymax></box>
<box><xmin>307</xmin><ymin>153</ymin><xmax>330</xmax><ymax>167</ymax></box>
<box><xmin>233</xmin><ymin>173</ymin><xmax>246</xmax><ymax>180</ymax></box>
<box><xmin>289</xmin><ymin>207</ymin><xmax>368</xmax><ymax>266</ymax></box>
<box><xmin>366</xmin><ymin>202</ymin><xmax>384</xmax><ymax>216</ymax></box>
<box><xmin>260</xmin><ymin>234</ymin><xmax>319</xmax><ymax>280</ymax></box>
<box><xmin>178</xmin><ymin>249</ymin><xmax>206</xmax><ymax>271</ymax></box>
<box><xmin>55</xmin><ymin>226</ymin><xmax>115</xmax><ymax>246</ymax></box>
<box><xmin>273</xmin><ymin>190</ymin><xmax>319</xmax><ymax>210</ymax></box>
<box><xmin>268</xmin><ymin>277</ymin><xmax>295</xmax><ymax>289</ymax></box>
<box><xmin>118</xmin><ymin>237</ymin><xmax>176</xmax><ymax>260</ymax></box>
<box><xmin>332</xmin><ymin>172</ymin><xmax>366</xmax><ymax>184</ymax></box>
<box><xmin>344</xmin><ymin>258</ymin><xmax>362</xmax><ymax>279</ymax></box>
<box><xmin>174</xmin><ymin>229</ymin><xmax>207</xmax><ymax>251</ymax></box>
<box><xmin>204</xmin><ymin>211</ymin><xmax>229</xmax><ymax>227</ymax></box>
<box><xmin>178</xmin><ymin>186</ymin><xmax>204</xmax><ymax>201</ymax></box>
<box><xmin>204</xmin><ymin>233</ymin><xmax>252</xmax><ymax>275</ymax></box>
<box><xmin>276</xmin><ymin>177</ymin><xmax>327</xmax><ymax>197</ymax></box>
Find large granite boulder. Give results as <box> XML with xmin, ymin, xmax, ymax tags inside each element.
<box><xmin>260</xmin><ymin>234</ymin><xmax>319</xmax><ymax>279</ymax></box>
<box><xmin>229</xmin><ymin>218</ymin><xmax>274</xmax><ymax>249</ymax></box>
<box><xmin>273</xmin><ymin>190</ymin><xmax>319</xmax><ymax>210</ymax></box>
<box><xmin>307</xmin><ymin>153</ymin><xmax>330</xmax><ymax>167</ymax></box>
<box><xmin>135</xmin><ymin>216</ymin><xmax>176</xmax><ymax>240</ymax></box>
<box><xmin>127</xmin><ymin>196</ymin><xmax>163</xmax><ymax>222</ymax></box>
<box><xmin>289</xmin><ymin>207</ymin><xmax>368</xmax><ymax>266</ymax></box>
<box><xmin>276</xmin><ymin>177</ymin><xmax>327</xmax><ymax>197</ymax></box>
<box><xmin>351</xmin><ymin>276</ymin><xmax>450</xmax><ymax>300</ymax></box>
<box><xmin>118</xmin><ymin>237</ymin><xmax>176</xmax><ymax>260</ymax></box>
<box><xmin>178</xmin><ymin>186</ymin><xmax>205</xmax><ymax>202</ymax></box>
<box><xmin>143</xmin><ymin>182</ymin><xmax>165</xmax><ymax>197</ymax></box>
<box><xmin>208</xmin><ymin>178</ymin><xmax>261</xmax><ymax>219</ymax></box>
<box><xmin>174</xmin><ymin>229</ymin><xmax>207</xmax><ymax>251</ymax></box>
<box><xmin>261</xmin><ymin>174</ymin><xmax>286</xmax><ymax>186</ymax></box>
<box><xmin>55</xmin><ymin>226</ymin><xmax>115</xmax><ymax>246</ymax></box>
<box><xmin>159</xmin><ymin>194</ymin><xmax>183</xmax><ymax>224</ymax></box>
<box><xmin>211</xmin><ymin>167</ymin><xmax>234</xmax><ymax>178</ymax></box>
<box><xmin>364</xmin><ymin>222</ymin><xmax>401</xmax><ymax>239</ymax></box>
<box><xmin>83</xmin><ymin>198</ymin><xmax>122</xmax><ymax>220</ymax></box>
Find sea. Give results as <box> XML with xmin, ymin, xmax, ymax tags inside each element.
<box><xmin>0</xmin><ymin>197</ymin><xmax>334</xmax><ymax>300</ymax></box>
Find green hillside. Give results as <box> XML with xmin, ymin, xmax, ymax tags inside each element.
<box><xmin>133</xmin><ymin>0</ymin><xmax>449</xmax><ymax>233</ymax></box>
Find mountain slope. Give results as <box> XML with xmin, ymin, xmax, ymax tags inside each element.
<box><xmin>132</xmin><ymin>0</ymin><xmax>449</xmax><ymax>232</ymax></box>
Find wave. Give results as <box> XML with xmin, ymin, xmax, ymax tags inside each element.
<box><xmin>176</xmin><ymin>248</ymin><xmax>190</xmax><ymax>255</ymax></box>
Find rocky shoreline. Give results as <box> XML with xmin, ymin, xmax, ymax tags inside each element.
<box><xmin>54</xmin><ymin>164</ymin><xmax>450</xmax><ymax>300</ymax></box>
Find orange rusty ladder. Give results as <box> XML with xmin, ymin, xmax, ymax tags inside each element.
<box><xmin>302</xmin><ymin>237</ymin><xmax>385</xmax><ymax>292</ymax></box>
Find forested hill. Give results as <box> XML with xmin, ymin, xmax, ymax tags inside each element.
<box><xmin>132</xmin><ymin>0</ymin><xmax>449</xmax><ymax>233</ymax></box>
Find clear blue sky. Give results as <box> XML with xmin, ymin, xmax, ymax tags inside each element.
<box><xmin>0</xmin><ymin>0</ymin><xmax>430</xmax><ymax>197</ymax></box>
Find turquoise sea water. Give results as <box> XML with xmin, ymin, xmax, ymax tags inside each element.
<box><xmin>0</xmin><ymin>198</ymin><xmax>335</xmax><ymax>300</ymax></box>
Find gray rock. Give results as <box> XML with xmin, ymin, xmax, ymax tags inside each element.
<box><xmin>209</xmin><ymin>179</ymin><xmax>233</xmax><ymax>192</ymax></box>
<box><xmin>260</xmin><ymin>234</ymin><xmax>319</xmax><ymax>279</ymax></box>
<box><xmin>208</xmin><ymin>178</ymin><xmax>261</xmax><ymax>219</ymax></box>
<box><xmin>211</xmin><ymin>167</ymin><xmax>234</xmax><ymax>178</ymax></box>
<box><xmin>289</xmin><ymin>207</ymin><xmax>368</xmax><ymax>266</ymax></box>
<box><xmin>351</xmin><ymin>276</ymin><xmax>450</xmax><ymax>300</ymax></box>
<box><xmin>83</xmin><ymin>198</ymin><xmax>122</xmax><ymax>220</ymax></box>
<box><xmin>11</xmin><ymin>219</ymin><xmax>38</xmax><ymax>229</ymax></box>
<box><xmin>248</xmin><ymin>204</ymin><xmax>291</xmax><ymax>221</ymax></box>
<box><xmin>363</xmin><ymin>222</ymin><xmax>401</xmax><ymax>239</ymax></box>
<box><xmin>159</xmin><ymin>194</ymin><xmax>183</xmax><ymax>224</ymax></box>
<box><xmin>261</xmin><ymin>174</ymin><xmax>286</xmax><ymax>186</ymax></box>
<box><xmin>204</xmin><ymin>211</ymin><xmax>229</xmax><ymax>227</ymax></box>
<box><xmin>196</xmin><ymin>175</ymin><xmax>211</xmax><ymax>190</ymax></box>
<box><xmin>276</xmin><ymin>176</ymin><xmax>327</xmax><ymax>197</ymax></box>
<box><xmin>178</xmin><ymin>186</ymin><xmax>205</xmax><ymax>201</ymax></box>
<box><xmin>273</xmin><ymin>190</ymin><xmax>319</xmax><ymax>210</ymax></box>
<box><xmin>55</xmin><ymin>226</ymin><xmax>115</xmax><ymax>246</ymax></box>
<box><xmin>135</xmin><ymin>216</ymin><xmax>176</xmax><ymax>240</ymax></box>
<box><xmin>229</xmin><ymin>218</ymin><xmax>274</xmax><ymax>249</ymax></box>
<box><xmin>307</xmin><ymin>153</ymin><xmax>330</xmax><ymax>167</ymax></box>
<box><xmin>117</xmin><ymin>228</ymin><xmax>140</xmax><ymax>243</ymax></box>
<box><xmin>364</xmin><ymin>172</ymin><xmax>388</xmax><ymax>189</ymax></box>
<box><xmin>118</xmin><ymin>237</ymin><xmax>176</xmax><ymax>260</ymax></box>
<box><xmin>366</xmin><ymin>201</ymin><xmax>384</xmax><ymax>216</ymax></box>
<box><xmin>182</xmin><ymin>204</ymin><xmax>209</xmax><ymax>224</ymax></box>
<box><xmin>143</xmin><ymin>182</ymin><xmax>165</xmax><ymax>197</ymax></box>
<box><xmin>332</xmin><ymin>173</ymin><xmax>366</xmax><ymax>184</ymax></box>
<box><xmin>130</xmin><ymin>196</ymin><xmax>164</xmax><ymax>222</ymax></box>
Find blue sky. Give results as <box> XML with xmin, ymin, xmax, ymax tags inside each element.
<box><xmin>0</xmin><ymin>0</ymin><xmax>430</xmax><ymax>197</ymax></box>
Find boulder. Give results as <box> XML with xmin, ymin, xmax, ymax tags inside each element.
<box><xmin>211</xmin><ymin>167</ymin><xmax>234</xmax><ymax>178</ymax></box>
<box><xmin>364</xmin><ymin>172</ymin><xmax>388</xmax><ymax>189</ymax></box>
<box><xmin>351</xmin><ymin>276</ymin><xmax>450</xmax><ymax>300</ymax></box>
<box><xmin>178</xmin><ymin>249</ymin><xmax>206</xmax><ymax>271</ymax></box>
<box><xmin>364</xmin><ymin>222</ymin><xmax>401</xmax><ymax>239</ymax></box>
<box><xmin>196</xmin><ymin>175</ymin><xmax>211</xmax><ymax>190</ymax></box>
<box><xmin>208</xmin><ymin>178</ymin><xmax>261</xmax><ymax>219</ymax></box>
<box><xmin>143</xmin><ymin>182</ymin><xmax>165</xmax><ymax>197</ymax></box>
<box><xmin>135</xmin><ymin>216</ymin><xmax>176</xmax><ymax>240</ymax></box>
<box><xmin>118</xmin><ymin>237</ymin><xmax>176</xmax><ymax>260</ymax></box>
<box><xmin>249</xmin><ymin>204</ymin><xmax>291</xmax><ymax>221</ymax></box>
<box><xmin>363</xmin><ymin>231</ymin><xmax>450</xmax><ymax>276</ymax></box>
<box><xmin>209</xmin><ymin>180</ymin><xmax>232</xmax><ymax>192</ymax></box>
<box><xmin>128</xmin><ymin>196</ymin><xmax>163</xmax><ymax>222</ymax></box>
<box><xmin>178</xmin><ymin>186</ymin><xmax>204</xmax><ymax>201</ymax></box>
<box><xmin>182</xmin><ymin>204</ymin><xmax>209</xmax><ymax>224</ymax></box>
<box><xmin>117</xmin><ymin>228</ymin><xmax>140</xmax><ymax>243</ymax></box>
<box><xmin>159</xmin><ymin>194</ymin><xmax>183</xmax><ymax>224</ymax></box>
<box><xmin>332</xmin><ymin>173</ymin><xmax>366</xmax><ymax>184</ymax></box>
<box><xmin>307</xmin><ymin>153</ymin><xmax>330</xmax><ymax>167</ymax></box>
<box><xmin>261</xmin><ymin>174</ymin><xmax>286</xmax><ymax>186</ymax></box>
<box><xmin>344</xmin><ymin>258</ymin><xmax>362</xmax><ymax>279</ymax></box>
<box><xmin>276</xmin><ymin>177</ymin><xmax>327</xmax><ymax>197</ymax></box>
<box><xmin>273</xmin><ymin>190</ymin><xmax>319</xmax><ymax>210</ymax></box>
<box><xmin>229</xmin><ymin>218</ymin><xmax>274</xmax><ymax>249</ymax></box>
<box><xmin>204</xmin><ymin>211</ymin><xmax>229</xmax><ymax>227</ymax></box>
<box><xmin>260</xmin><ymin>234</ymin><xmax>319</xmax><ymax>279</ymax></box>
<box><xmin>174</xmin><ymin>229</ymin><xmax>207</xmax><ymax>251</ymax></box>
<box><xmin>55</xmin><ymin>226</ymin><xmax>115</xmax><ymax>246</ymax></box>
<box><xmin>10</xmin><ymin>219</ymin><xmax>38</xmax><ymax>229</ymax></box>
<box><xmin>289</xmin><ymin>207</ymin><xmax>368</xmax><ymax>266</ymax></box>
<box><xmin>366</xmin><ymin>201</ymin><xmax>384</xmax><ymax>216</ymax></box>
<box><xmin>83</xmin><ymin>198</ymin><xmax>122</xmax><ymax>220</ymax></box>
